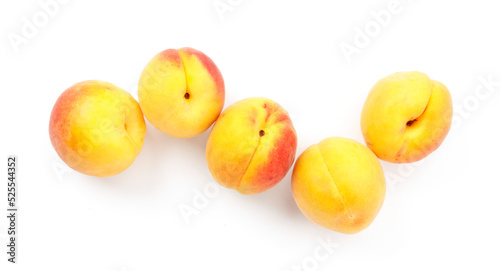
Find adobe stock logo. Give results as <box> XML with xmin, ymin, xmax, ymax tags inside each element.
<box><xmin>451</xmin><ymin>74</ymin><xmax>499</xmax><ymax>131</ymax></box>
<box><xmin>7</xmin><ymin>0</ymin><xmax>70</xmax><ymax>54</ymax></box>
<box><xmin>179</xmin><ymin>182</ymin><xmax>221</xmax><ymax>224</ymax></box>
<box><xmin>212</xmin><ymin>0</ymin><xmax>243</xmax><ymax>21</ymax></box>
<box><xmin>287</xmin><ymin>236</ymin><xmax>340</xmax><ymax>271</ymax></box>
<box><xmin>339</xmin><ymin>0</ymin><xmax>411</xmax><ymax>64</ymax></box>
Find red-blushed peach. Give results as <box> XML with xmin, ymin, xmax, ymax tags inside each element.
<box><xmin>138</xmin><ymin>47</ymin><xmax>225</xmax><ymax>138</ymax></box>
<box><xmin>361</xmin><ymin>71</ymin><xmax>453</xmax><ymax>163</ymax></box>
<box><xmin>292</xmin><ymin>137</ymin><xmax>386</xmax><ymax>234</ymax></box>
<box><xmin>49</xmin><ymin>80</ymin><xmax>146</xmax><ymax>177</ymax></box>
<box><xmin>205</xmin><ymin>98</ymin><xmax>297</xmax><ymax>195</ymax></box>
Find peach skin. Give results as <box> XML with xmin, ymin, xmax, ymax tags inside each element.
<box><xmin>49</xmin><ymin>80</ymin><xmax>146</xmax><ymax>177</ymax></box>
<box><xmin>292</xmin><ymin>137</ymin><xmax>386</xmax><ymax>234</ymax></box>
<box><xmin>206</xmin><ymin>97</ymin><xmax>297</xmax><ymax>195</ymax></box>
<box><xmin>361</xmin><ymin>71</ymin><xmax>453</xmax><ymax>163</ymax></box>
<box><xmin>138</xmin><ymin>47</ymin><xmax>225</xmax><ymax>138</ymax></box>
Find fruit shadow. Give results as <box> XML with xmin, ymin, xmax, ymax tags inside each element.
<box><xmin>234</xmin><ymin>141</ymin><xmax>321</xmax><ymax>228</ymax></box>
<box><xmin>242</xmin><ymin>167</ymin><xmax>305</xmax><ymax>221</ymax></box>
<box><xmin>94</xmin><ymin>121</ymin><xmax>211</xmax><ymax>196</ymax></box>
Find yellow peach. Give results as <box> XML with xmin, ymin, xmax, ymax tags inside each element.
<box><xmin>206</xmin><ymin>98</ymin><xmax>297</xmax><ymax>195</ymax></box>
<box><xmin>292</xmin><ymin>137</ymin><xmax>385</xmax><ymax>234</ymax></box>
<box><xmin>138</xmin><ymin>47</ymin><xmax>225</xmax><ymax>138</ymax></box>
<box><xmin>361</xmin><ymin>71</ymin><xmax>453</xmax><ymax>163</ymax></box>
<box><xmin>49</xmin><ymin>80</ymin><xmax>146</xmax><ymax>177</ymax></box>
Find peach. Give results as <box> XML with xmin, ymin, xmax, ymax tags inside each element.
<box><xmin>206</xmin><ymin>98</ymin><xmax>297</xmax><ymax>195</ymax></box>
<box><xmin>138</xmin><ymin>47</ymin><xmax>225</xmax><ymax>138</ymax></box>
<box><xmin>49</xmin><ymin>80</ymin><xmax>146</xmax><ymax>177</ymax></box>
<box><xmin>292</xmin><ymin>137</ymin><xmax>385</xmax><ymax>234</ymax></box>
<box><xmin>361</xmin><ymin>71</ymin><xmax>453</xmax><ymax>163</ymax></box>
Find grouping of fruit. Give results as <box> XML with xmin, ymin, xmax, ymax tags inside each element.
<box><xmin>49</xmin><ymin>47</ymin><xmax>453</xmax><ymax>234</ymax></box>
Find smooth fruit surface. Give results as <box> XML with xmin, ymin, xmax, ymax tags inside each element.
<box><xmin>49</xmin><ymin>80</ymin><xmax>146</xmax><ymax>177</ymax></box>
<box><xmin>206</xmin><ymin>97</ymin><xmax>297</xmax><ymax>195</ymax></box>
<box><xmin>361</xmin><ymin>71</ymin><xmax>453</xmax><ymax>163</ymax></box>
<box><xmin>292</xmin><ymin>137</ymin><xmax>385</xmax><ymax>234</ymax></box>
<box><xmin>138</xmin><ymin>47</ymin><xmax>225</xmax><ymax>138</ymax></box>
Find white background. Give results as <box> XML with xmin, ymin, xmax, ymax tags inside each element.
<box><xmin>1</xmin><ymin>0</ymin><xmax>500</xmax><ymax>270</ymax></box>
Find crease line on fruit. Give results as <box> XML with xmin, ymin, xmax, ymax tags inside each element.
<box><xmin>405</xmin><ymin>82</ymin><xmax>434</xmax><ymax>129</ymax></box>
<box><xmin>397</xmin><ymin>83</ymin><xmax>434</xmax><ymax>161</ymax></box>
<box><xmin>317</xmin><ymin>145</ymin><xmax>354</xmax><ymax>219</ymax></box>
<box><xmin>235</xmin><ymin>133</ymin><xmax>262</xmax><ymax>190</ymax></box>
<box><xmin>396</xmin><ymin>141</ymin><xmax>407</xmax><ymax>159</ymax></box>
<box><xmin>179</xmin><ymin>52</ymin><xmax>191</xmax><ymax>101</ymax></box>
